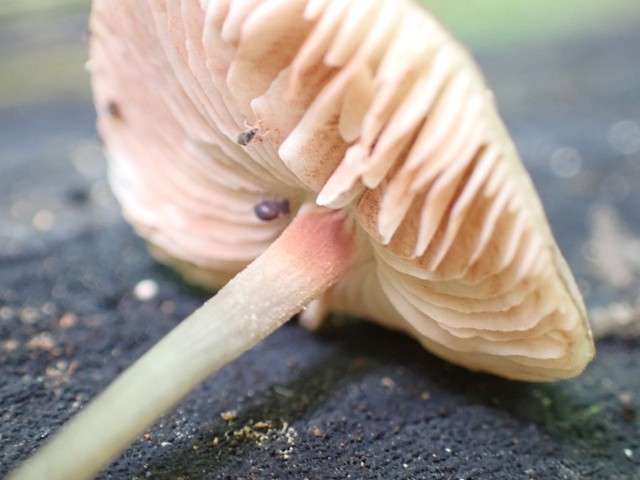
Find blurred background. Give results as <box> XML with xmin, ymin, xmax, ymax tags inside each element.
<box><xmin>2</xmin><ymin>1</ymin><xmax>640</xmax><ymax>478</ymax></box>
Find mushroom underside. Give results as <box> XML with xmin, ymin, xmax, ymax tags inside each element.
<box><xmin>92</xmin><ymin>0</ymin><xmax>593</xmax><ymax>380</ymax></box>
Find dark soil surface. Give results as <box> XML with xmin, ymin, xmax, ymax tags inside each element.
<box><xmin>2</xmin><ymin>12</ymin><xmax>640</xmax><ymax>480</ymax></box>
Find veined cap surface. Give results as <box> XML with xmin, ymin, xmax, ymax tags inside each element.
<box><xmin>90</xmin><ymin>0</ymin><xmax>594</xmax><ymax>381</ymax></box>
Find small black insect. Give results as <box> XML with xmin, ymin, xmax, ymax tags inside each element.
<box><xmin>237</xmin><ymin>127</ymin><xmax>259</xmax><ymax>146</ymax></box>
<box><xmin>253</xmin><ymin>199</ymin><xmax>290</xmax><ymax>221</ymax></box>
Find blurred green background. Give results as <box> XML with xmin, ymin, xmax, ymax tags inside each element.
<box><xmin>423</xmin><ymin>0</ymin><xmax>640</xmax><ymax>48</ymax></box>
<box><xmin>1</xmin><ymin>0</ymin><xmax>640</xmax><ymax>108</ymax></box>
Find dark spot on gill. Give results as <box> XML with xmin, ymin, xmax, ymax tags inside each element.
<box><xmin>253</xmin><ymin>199</ymin><xmax>290</xmax><ymax>221</ymax></box>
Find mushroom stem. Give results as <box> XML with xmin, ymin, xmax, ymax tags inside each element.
<box><xmin>9</xmin><ymin>206</ymin><xmax>358</xmax><ymax>480</ymax></box>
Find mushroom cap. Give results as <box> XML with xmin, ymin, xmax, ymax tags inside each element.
<box><xmin>90</xmin><ymin>0</ymin><xmax>594</xmax><ymax>381</ymax></box>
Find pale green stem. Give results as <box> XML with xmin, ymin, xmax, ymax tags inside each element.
<box><xmin>9</xmin><ymin>207</ymin><xmax>357</xmax><ymax>480</ymax></box>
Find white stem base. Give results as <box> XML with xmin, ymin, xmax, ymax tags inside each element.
<box><xmin>9</xmin><ymin>207</ymin><xmax>357</xmax><ymax>480</ymax></box>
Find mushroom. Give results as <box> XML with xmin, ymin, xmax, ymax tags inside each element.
<box><xmin>9</xmin><ymin>0</ymin><xmax>594</xmax><ymax>479</ymax></box>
